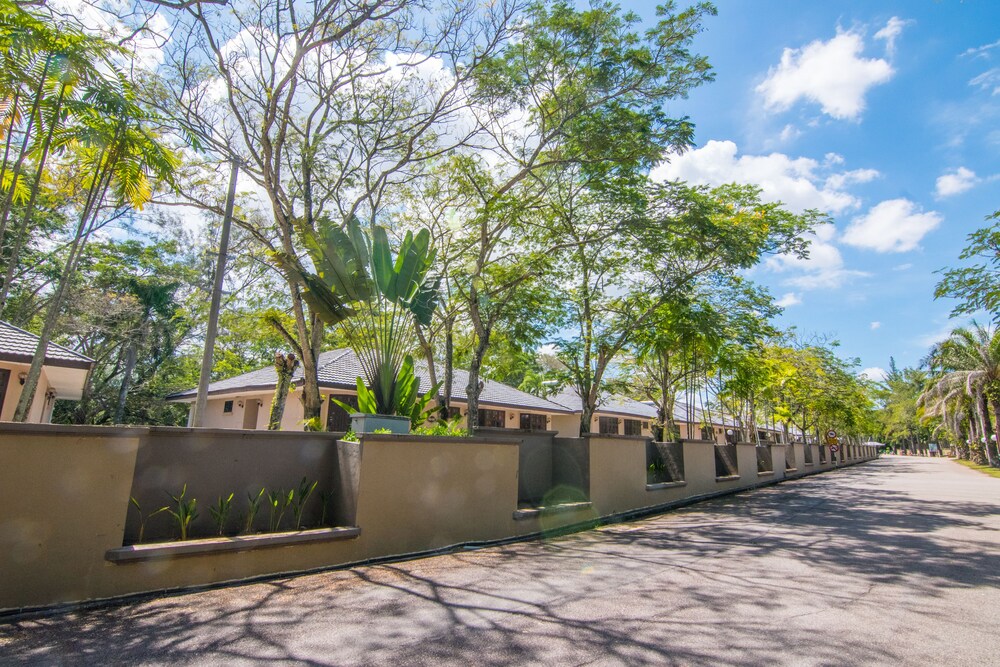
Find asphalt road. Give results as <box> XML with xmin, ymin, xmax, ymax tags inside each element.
<box><xmin>2</xmin><ymin>456</ymin><xmax>999</xmax><ymax>666</ymax></box>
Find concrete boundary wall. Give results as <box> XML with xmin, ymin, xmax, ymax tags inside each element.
<box><xmin>0</xmin><ymin>424</ymin><xmax>879</xmax><ymax>614</ymax></box>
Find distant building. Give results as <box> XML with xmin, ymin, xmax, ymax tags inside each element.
<box><xmin>167</xmin><ymin>348</ymin><xmax>579</xmax><ymax>434</ymax></box>
<box><xmin>0</xmin><ymin>320</ymin><xmax>94</xmax><ymax>423</ymax></box>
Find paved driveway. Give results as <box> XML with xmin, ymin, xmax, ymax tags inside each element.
<box><xmin>2</xmin><ymin>457</ymin><xmax>998</xmax><ymax>666</ymax></box>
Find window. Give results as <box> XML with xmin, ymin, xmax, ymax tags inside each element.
<box><xmin>624</xmin><ymin>419</ymin><xmax>642</xmax><ymax>436</ymax></box>
<box><xmin>478</xmin><ymin>408</ymin><xmax>505</xmax><ymax>428</ymax></box>
<box><xmin>447</xmin><ymin>406</ymin><xmax>462</xmax><ymax>420</ymax></box>
<box><xmin>598</xmin><ymin>416</ymin><xmax>619</xmax><ymax>435</ymax></box>
<box><xmin>520</xmin><ymin>413</ymin><xmax>547</xmax><ymax>431</ymax></box>
<box><xmin>327</xmin><ymin>394</ymin><xmax>357</xmax><ymax>432</ymax></box>
<box><xmin>223</xmin><ymin>400</ymin><xmax>234</xmax><ymax>414</ymax></box>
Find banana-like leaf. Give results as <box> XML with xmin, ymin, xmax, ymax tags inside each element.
<box><xmin>395</xmin><ymin>355</ymin><xmax>419</xmax><ymax>417</ymax></box>
<box><xmin>299</xmin><ymin>270</ymin><xmax>358</xmax><ymax>326</ymax></box>
<box><xmin>371</xmin><ymin>226</ymin><xmax>396</xmax><ymax>302</ymax></box>
<box><xmin>396</xmin><ymin>229</ymin><xmax>434</xmax><ymax>303</ymax></box>
<box><xmin>409</xmin><ymin>380</ymin><xmax>443</xmax><ymax>429</ymax></box>
<box><xmin>410</xmin><ymin>276</ymin><xmax>441</xmax><ymax>327</ymax></box>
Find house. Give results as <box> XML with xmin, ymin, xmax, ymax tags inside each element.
<box><xmin>0</xmin><ymin>320</ymin><xmax>95</xmax><ymax>423</ymax></box>
<box><xmin>548</xmin><ymin>388</ymin><xmax>657</xmax><ymax>437</ymax></box>
<box><xmin>167</xmin><ymin>348</ymin><xmax>579</xmax><ymax>434</ymax></box>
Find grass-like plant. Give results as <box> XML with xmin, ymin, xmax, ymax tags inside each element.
<box><xmin>342</xmin><ymin>429</ymin><xmax>359</xmax><ymax>443</ymax></box>
<box><xmin>166</xmin><ymin>484</ymin><xmax>198</xmax><ymax>541</ymax></box>
<box><xmin>129</xmin><ymin>496</ymin><xmax>168</xmax><ymax>544</ymax></box>
<box><xmin>290</xmin><ymin>477</ymin><xmax>318</xmax><ymax>529</ymax></box>
<box><xmin>209</xmin><ymin>492</ymin><xmax>235</xmax><ymax>536</ymax></box>
<box><xmin>245</xmin><ymin>487</ymin><xmax>266</xmax><ymax>534</ymax></box>
<box><xmin>267</xmin><ymin>487</ymin><xmax>293</xmax><ymax>532</ymax></box>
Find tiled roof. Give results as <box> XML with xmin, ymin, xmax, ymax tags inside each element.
<box><xmin>167</xmin><ymin>348</ymin><xmax>574</xmax><ymax>414</ymax></box>
<box><xmin>0</xmin><ymin>320</ymin><xmax>94</xmax><ymax>368</ymax></box>
<box><xmin>549</xmin><ymin>389</ymin><xmax>658</xmax><ymax>419</ymax></box>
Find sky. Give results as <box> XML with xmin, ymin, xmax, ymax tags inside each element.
<box><xmin>634</xmin><ymin>0</ymin><xmax>1000</xmax><ymax>379</ymax></box>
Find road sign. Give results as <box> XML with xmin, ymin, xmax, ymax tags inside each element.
<box><xmin>825</xmin><ymin>429</ymin><xmax>838</xmax><ymax>446</ymax></box>
<box><xmin>830</xmin><ymin>444</ymin><xmax>840</xmax><ymax>453</ymax></box>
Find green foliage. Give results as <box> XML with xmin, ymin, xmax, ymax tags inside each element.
<box><xmin>342</xmin><ymin>430</ymin><xmax>360</xmax><ymax>443</ymax></box>
<box><xmin>244</xmin><ymin>487</ymin><xmax>265</xmax><ymax>534</ymax></box>
<box><xmin>372</xmin><ymin>428</ymin><xmax>393</xmax><ymax>434</ymax></box>
<box><xmin>208</xmin><ymin>492</ymin><xmax>234</xmax><ymax>536</ymax></box>
<box><xmin>414</xmin><ymin>416</ymin><xmax>469</xmax><ymax>438</ymax></box>
<box><xmin>129</xmin><ymin>496</ymin><xmax>168</xmax><ymax>544</ymax></box>
<box><xmin>267</xmin><ymin>488</ymin><xmax>293</xmax><ymax>532</ymax></box>
<box><xmin>935</xmin><ymin>209</ymin><xmax>1000</xmax><ymax>319</ymax></box>
<box><xmin>290</xmin><ymin>478</ymin><xmax>318</xmax><ymax>530</ymax></box>
<box><xmin>166</xmin><ymin>484</ymin><xmax>198</xmax><ymax>541</ymax></box>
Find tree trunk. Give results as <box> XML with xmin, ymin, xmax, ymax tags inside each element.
<box><xmin>444</xmin><ymin>321</ymin><xmax>454</xmax><ymax>415</ymax></box>
<box><xmin>268</xmin><ymin>353</ymin><xmax>299</xmax><ymax>430</ymax></box>
<box><xmin>415</xmin><ymin>323</ymin><xmax>437</xmax><ymax>403</ymax></box>
<box><xmin>114</xmin><ymin>337</ymin><xmax>140</xmax><ymax>424</ymax></box>
<box><xmin>465</xmin><ymin>332</ymin><xmax>490</xmax><ymax>431</ymax></box>
<box><xmin>192</xmin><ymin>160</ymin><xmax>238</xmax><ymax>427</ymax></box>
<box><xmin>0</xmin><ymin>56</ymin><xmax>51</xmax><ymax>256</ymax></box>
<box><xmin>12</xmin><ymin>153</ymin><xmax>113</xmax><ymax>421</ymax></box>
<box><xmin>300</xmin><ymin>311</ymin><xmax>324</xmax><ymax>429</ymax></box>
<box><xmin>0</xmin><ymin>80</ymin><xmax>67</xmax><ymax>313</ymax></box>
<box><xmin>974</xmin><ymin>394</ymin><xmax>993</xmax><ymax>466</ymax></box>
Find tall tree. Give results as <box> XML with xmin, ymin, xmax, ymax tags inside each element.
<box><xmin>450</xmin><ymin>0</ymin><xmax>717</xmax><ymax>427</ymax></box>
<box><xmin>14</xmin><ymin>73</ymin><xmax>178</xmax><ymax>421</ymax></box>
<box><xmin>935</xmin><ymin>209</ymin><xmax>1000</xmax><ymax>319</ymax></box>
<box><xmin>553</xmin><ymin>180</ymin><xmax>814</xmax><ymax>433</ymax></box>
<box><xmin>145</xmin><ymin>0</ymin><xmax>522</xmax><ymax>427</ymax></box>
<box><xmin>921</xmin><ymin>323</ymin><xmax>1000</xmax><ymax>465</ymax></box>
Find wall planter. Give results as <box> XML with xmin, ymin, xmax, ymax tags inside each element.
<box><xmin>351</xmin><ymin>413</ymin><xmax>410</xmax><ymax>434</ymax></box>
<box><xmin>106</xmin><ymin>526</ymin><xmax>361</xmax><ymax>563</ymax></box>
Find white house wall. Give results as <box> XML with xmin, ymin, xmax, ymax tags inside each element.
<box><xmin>0</xmin><ymin>361</ymin><xmax>58</xmax><ymax>424</ymax></box>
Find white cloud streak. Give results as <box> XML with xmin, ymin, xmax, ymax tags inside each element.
<box><xmin>775</xmin><ymin>292</ymin><xmax>802</xmax><ymax>308</ymax></box>
<box><xmin>842</xmin><ymin>199</ymin><xmax>942</xmax><ymax>253</ymax></box>
<box><xmin>651</xmin><ymin>140</ymin><xmax>874</xmax><ymax>214</ymax></box>
<box><xmin>756</xmin><ymin>25</ymin><xmax>896</xmax><ymax>120</ymax></box>
<box><xmin>935</xmin><ymin>167</ymin><xmax>979</xmax><ymax>198</ymax></box>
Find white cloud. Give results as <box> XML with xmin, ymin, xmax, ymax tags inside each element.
<box><xmin>842</xmin><ymin>199</ymin><xmax>942</xmax><ymax>253</ymax></box>
<box><xmin>651</xmin><ymin>140</ymin><xmax>873</xmax><ymax>214</ymax></box>
<box><xmin>767</xmin><ymin>222</ymin><xmax>869</xmax><ymax>290</ymax></box>
<box><xmin>779</xmin><ymin>124</ymin><xmax>801</xmax><ymax>143</ymax></box>
<box><xmin>963</xmin><ymin>39</ymin><xmax>1000</xmax><ymax>59</ymax></box>
<box><xmin>775</xmin><ymin>292</ymin><xmax>802</xmax><ymax>308</ymax></box>
<box><xmin>825</xmin><ymin>168</ymin><xmax>880</xmax><ymax>191</ymax></box>
<box><xmin>874</xmin><ymin>17</ymin><xmax>909</xmax><ymax>56</ymax></box>
<box><xmin>893</xmin><ymin>263</ymin><xmax>913</xmax><ymax>271</ymax></box>
<box><xmin>870</xmin><ymin>321</ymin><xmax>881</xmax><ymax>330</ymax></box>
<box><xmin>861</xmin><ymin>367</ymin><xmax>887</xmax><ymax>382</ymax></box>
<box><xmin>756</xmin><ymin>28</ymin><xmax>894</xmax><ymax>120</ymax></box>
<box><xmin>935</xmin><ymin>167</ymin><xmax>980</xmax><ymax>197</ymax></box>
<box><xmin>970</xmin><ymin>68</ymin><xmax>1000</xmax><ymax>96</ymax></box>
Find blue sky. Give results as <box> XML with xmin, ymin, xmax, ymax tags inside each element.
<box><xmin>637</xmin><ymin>1</ymin><xmax>1000</xmax><ymax>378</ymax></box>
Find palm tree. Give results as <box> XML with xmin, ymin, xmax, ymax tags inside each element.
<box><xmin>13</xmin><ymin>79</ymin><xmax>177</xmax><ymax>421</ymax></box>
<box><xmin>921</xmin><ymin>323</ymin><xmax>1000</xmax><ymax>465</ymax></box>
<box><xmin>0</xmin><ymin>5</ymin><xmax>117</xmax><ymax>314</ymax></box>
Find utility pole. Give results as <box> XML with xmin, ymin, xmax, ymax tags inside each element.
<box><xmin>192</xmin><ymin>160</ymin><xmax>238</xmax><ymax>427</ymax></box>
